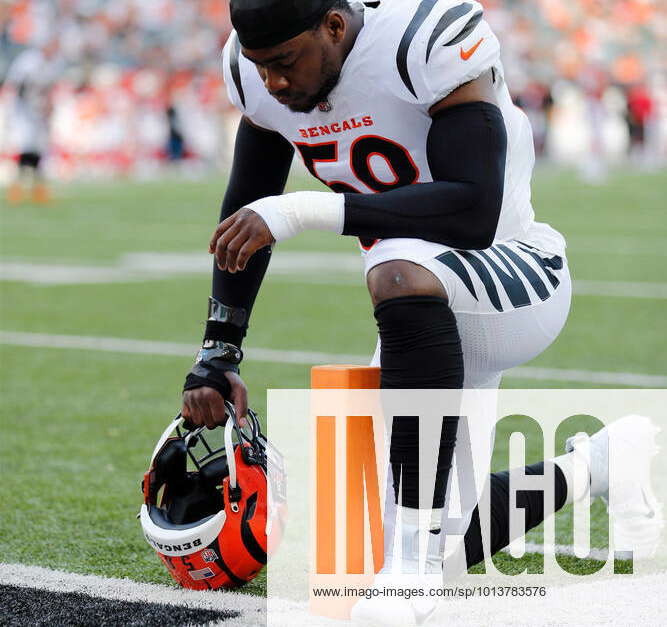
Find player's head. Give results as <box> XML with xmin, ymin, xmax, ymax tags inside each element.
<box><xmin>230</xmin><ymin>0</ymin><xmax>355</xmax><ymax>113</ymax></box>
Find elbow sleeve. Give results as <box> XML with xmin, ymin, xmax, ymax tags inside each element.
<box><xmin>427</xmin><ymin>101</ymin><xmax>507</xmax><ymax>246</ymax></box>
<box><xmin>342</xmin><ymin>102</ymin><xmax>507</xmax><ymax>249</ymax></box>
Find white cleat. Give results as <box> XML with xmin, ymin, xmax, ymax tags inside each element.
<box><xmin>350</xmin><ymin>521</ymin><xmax>443</xmax><ymax>627</ymax></box>
<box><xmin>566</xmin><ymin>414</ymin><xmax>663</xmax><ymax>560</ymax></box>
<box><xmin>349</xmin><ymin>568</ymin><xmax>441</xmax><ymax>627</ymax></box>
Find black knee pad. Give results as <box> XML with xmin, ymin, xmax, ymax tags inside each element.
<box><xmin>374</xmin><ymin>295</ymin><xmax>463</xmax><ymax>389</ymax></box>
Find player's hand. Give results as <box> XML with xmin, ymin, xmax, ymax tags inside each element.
<box><xmin>210</xmin><ymin>208</ymin><xmax>274</xmax><ymax>274</ymax></box>
<box><xmin>181</xmin><ymin>372</ymin><xmax>248</xmax><ymax>429</ymax></box>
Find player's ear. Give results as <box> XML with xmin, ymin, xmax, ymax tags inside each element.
<box><xmin>323</xmin><ymin>10</ymin><xmax>346</xmax><ymax>43</ymax></box>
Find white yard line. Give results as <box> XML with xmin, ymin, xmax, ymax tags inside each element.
<box><xmin>506</xmin><ymin>366</ymin><xmax>667</xmax><ymax>388</ymax></box>
<box><xmin>1</xmin><ymin>330</ymin><xmax>665</xmax><ymax>387</ymax></box>
<box><xmin>0</xmin><ymin>252</ymin><xmax>364</xmax><ymax>286</ymax></box>
<box><xmin>2</xmin><ymin>253</ymin><xmax>666</xmax><ymax>299</ymax></box>
<box><xmin>0</xmin><ymin>563</ymin><xmax>263</xmax><ymax>621</ymax></box>
<box><xmin>573</xmin><ymin>280</ymin><xmax>667</xmax><ymax>299</ymax></box>
<box><xmin>516</xmin><ymin>543</ymin><xmax>610</xmax><ymax>562</ymax></box>
<box><xmin>567</xmin><ymin>235</ymin><xmax>667</xmax><ymax>257</ymax></box>
<box><xmin>2</xmin><ymin>562</ymin><xmax>665</xmax><ymax>627</ymax></box>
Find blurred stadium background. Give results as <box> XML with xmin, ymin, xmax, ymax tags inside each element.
<box><xmin>1</xmin><ymin>0</ymin><xmax>666</xmax><ymax>182</ymax></box>
<box><xmin>0</xmin><ymin>0</ymin><xmax>666</xmax><ymax>610</ymax></box>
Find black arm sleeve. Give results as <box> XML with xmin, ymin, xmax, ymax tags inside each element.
<box><xmin>211</xmin><ymin>117</ymin><xmax>294</xmax><ymax>346</ymax></box>
<box><xmin>342</xmin><ymin>102</ymin><xmax>507</xmax><ymax>250</ymax></box>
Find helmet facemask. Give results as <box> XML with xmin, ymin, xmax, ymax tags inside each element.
<box><xmin>140</xmin><ymin>403</ymin><xmax>286</xmax><ymax>590</ymax></box>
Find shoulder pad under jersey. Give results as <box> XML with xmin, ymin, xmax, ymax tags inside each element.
<box><xmin>221</xmin><ymin>31</ymin><xmax>277</xmax><ymax>131</ymax></box>
<box><xmin>391</xmin><ymin>0</ymin><xmax>501</xmax><ymax>107</ymax></box>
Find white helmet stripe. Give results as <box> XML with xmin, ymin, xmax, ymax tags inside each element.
<box><xmin>139</xmin><ymin>505</ymin><xmax>226</xmax><ymax>556</ymax></box>
<box><xmin>149</xmin><ymin>415</ymin><xmax>182</xmax><ymax>464</ymax></box>
<box><xmin>225</xmin><ymin>418</ymin><xmax>237</xmax><ymax>490</ymax></box>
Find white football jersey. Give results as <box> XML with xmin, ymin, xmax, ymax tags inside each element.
<box><xmin>222</xmin><ymin>0</ymin><xmax>565</xmax><ymax>255</ymax></box>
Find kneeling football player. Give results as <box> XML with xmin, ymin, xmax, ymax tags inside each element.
<box><xmin>182</xmin><ymin>1</ymin><xmax>661</xmax><ymax>623</ymax></box>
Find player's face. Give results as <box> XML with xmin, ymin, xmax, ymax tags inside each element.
<box><xmin>243</xmin><ymin>28</ymin><xmax>342</xmax><ymax>113</ymax></box>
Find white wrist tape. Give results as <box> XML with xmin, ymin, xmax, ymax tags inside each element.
<box><xmin>245</xmin><ymin>191</ymin><xmax>345</xmax><ymax>242</ymax></box>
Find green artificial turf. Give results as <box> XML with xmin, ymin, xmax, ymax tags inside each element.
<box><xmin>1</xmin><ymin>168</ymin><xmax>664</xmax><ymax>589</ymax></box>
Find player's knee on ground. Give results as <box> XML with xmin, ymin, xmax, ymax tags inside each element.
<box><xmin>366</xmin><ymin>260</ymin><xmax>448</xmax><ymax>306</ymax></box>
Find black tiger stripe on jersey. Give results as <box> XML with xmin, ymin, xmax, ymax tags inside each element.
<box><xmin>229</xmin><ymin>33</ymin><xmax>246</xmax><ymax>108</ymax></box>
<box><xmin>397</xmin><ymin>0</ymin><xmax>441</xmax><ymax>98</ymax></box>
<box><xmin>436</xmin><ymin>250</ymin><xmax>478</xmax><ymax>301</ymax></box>
<box><xmin>425</xmin><ymin>2</ymin><xmax>473</xmax><ymax>62</ymax></box>
<box><xmin>516</xmin><ymin>242</ymin><xmax>563</xmax><ymax>289</ymax></box>
<box><xmin>458</xmin><ymin>251</ymin><xmax>504</xmax><ymax>311</ymax></box>
<box><xmin>444</xmin><ymin>10</ymin><xmax>483</xmax><ymax>46</ymax></box>
<box><xmin>436</xmin><ymin>245</ymin><xmax>562</xmax><ymax>311</ymax></box>
<box><xmin>497</xmin><ymin>244</ymin><xmax>553</xmax><ymax>299</ymax></box>
<box><xmin>489</xmin><ymin>246</ymin><xmax>547</xmax><ymax>303</ymax></box>
<box><xmin>478</xmin><ymin>249</ymin><xmax>531</xmax><ymax>308</ymax></box>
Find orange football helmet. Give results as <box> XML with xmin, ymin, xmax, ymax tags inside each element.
<box><xmin>139</xmin><ymin>403</ymin><xmax>286</xmax><ymax>590</ymax></box>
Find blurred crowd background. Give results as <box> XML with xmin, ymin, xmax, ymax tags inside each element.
<box><xmin>1</xmin><ymin>0</ymin><xmax>666</xmax><ymax>184</ymax></box>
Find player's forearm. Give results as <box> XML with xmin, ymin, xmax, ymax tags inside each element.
<box><xmin>345</xmin><ymin>102</ymin><xmax>506</xmax><ymax>249</ymax></box>
<box><xmin>210</xmin><ymin>117</ymin><xmax>294</xmax><ymax>347</ymax></box>
<box><xmin>250</xmin><ymin>102</ymin><xmax>507</xmax><ymax>250</ymax></box>
<box><xmin>342</xmin><ymin>179</ymin><xmax>498</xmax><ymax>250</ymax></box>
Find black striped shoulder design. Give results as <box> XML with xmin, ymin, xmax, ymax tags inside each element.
<box><xmin>229</xmin><ymin>32</ymin><xmax>246</xmax><ymax>109</ymax></box>
<box><xmin>396</xmin><ymin>0</ymin><xmax>441</xmax><ymax>98</ymax></box>
<box><xmin>443</xmin><ymin>9</ymin><xmax>483</xmax><ymax>46</ymax></box>
<box><xmin>425</xmin><ymin>2</ymin><xmax>473</xmax><ymax>62</ymax></box>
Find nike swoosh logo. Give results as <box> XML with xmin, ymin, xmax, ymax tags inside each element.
<box><xmin>460</xmin><ymin>37</ymin><xmax>484</xmax><ymax>60</ymax></box>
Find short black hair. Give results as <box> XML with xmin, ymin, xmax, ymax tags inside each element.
<box><xmin>312</xmin><ymin>0</ymin><xmax>353</xmax><ymax>29</ymax></box>
<box><xmin>329</xmin><ymin>0</ymin><xmax>352</xmax><ymax>12</ymax></box>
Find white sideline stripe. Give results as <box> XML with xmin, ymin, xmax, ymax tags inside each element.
<box><xmin>508</xmin><ymin>543</ymin><xmax>610</xmax><ymax>562</ymax></box>
<box><xmin>567</xmin><ymin>235</ymin><xmax>667</xmax><ymax>257</ymax></box>
<box><xmin>3</xmin><ymin>562</ymin><xmax>665</xmax><ymax>627</ymax></box>
<box><xmin>2</xmin><ymin>254</ymin><xmax>667</xmax><ymax>299</ymax></box>
<box><xmin>505</xmin><ymin>366</ymin><xmax>667</xmax><ymax>388</ymax></box>
<box><xmin>0</xmin><ymin>563</ymin><xmax>264</xmax><ymax>627</ymax></box>
<box><xmin>0</xmin><ymin>252</ymin><xmax>364</xmax><ymax>286</ymax></box>
<box><xmin>0</xmin><ymin>331</ymin><xmax>367</xmax><ymax>366</ymax></box>
<box><xmin>1</xmin><ymin>330</ymin><xmax>666</xmax><ymax>388</ymax></box>
<box><xmin>573</xmin><ymin>280</ymin><xmax>667</xmax><ymax>299</ymax></box>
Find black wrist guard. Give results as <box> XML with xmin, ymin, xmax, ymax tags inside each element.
<box><xmin>185</xmin><ymin>297</ymin><xmax>247</xmax><ymax>396</ymax></box>
<box><xmin>196</xmin><ymin>341</ymin><xmax>243</xmax><ymax>364</ymax></box>
<box><xmin>204</xmin><ymin>297</ymin><xmax>247</xmax><ymax>347</ymax></box>
<box><xmin>183</xmin><ymin>372</ymin><xmax>231</xmax><ymax>399</ymax></box>
<box><xmin>183</xmin><ymin>357</ymin><xmax>237</xmax><ymax>398</ymax></box>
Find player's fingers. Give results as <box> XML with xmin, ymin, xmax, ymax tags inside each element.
<box><xmin>208</xmin><ymin>393</ymin><xmax>229</xmax><ymax>426</ymax></box>
<box><xmin>229</xmin><ymin>378</ymin><xmax>248</xmax><ymax>428</ymax></box>
<box><xmin>181</xmin><ymin>396</ymin><xmax>192</xmax><ymax>419</ymax></box>
<box><xmin>185</xmin><ymin>395</ymin><xmax>204</xmax><ymax>427</ymax></box>
<box><xmin>223</xmin><ymin>232</ymin><xmax>251</xmax><ymax>274</ymax></box>
<box><xmin>192</xmin><ymin>394</ymin><xmax>215</xmax><ymax>430</ymax></box>
<box><xmin>209</xmin><ymin>223</ymin><xmax>225</xmax><ymax>253</ymax></box>
<box><xmin>215</xmin><ymin>222</ymin><xmax>243</xmax><ymax>271</ymax></box>
<box><xmin>235</xmin><ymin>238</ymin><xmax>261</xmax><ymax>273</ymax></box>
<box><xmin>202</xmin><ymin>400</ymin><xmax>218</xmax><ymax>430</ymax></box>
<box><xmin>209</xmin><ymin>214</ymin><xmax>240</xmax><ymax>252</ymax></box>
